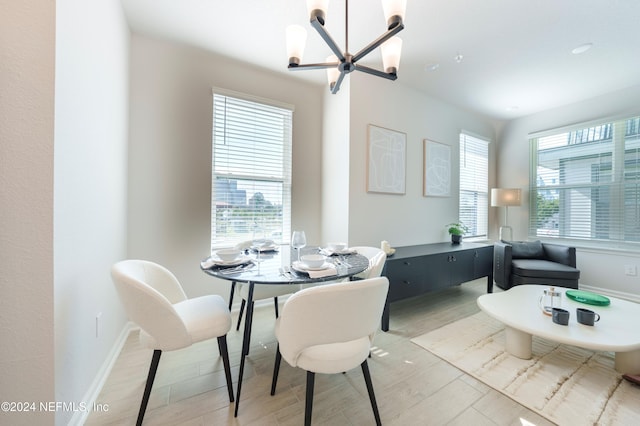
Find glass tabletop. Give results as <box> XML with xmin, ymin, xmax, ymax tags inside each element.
<box><xmin>201</xmin><ymin>247</ymin><xmax>369</xmax><ymax>284</ymax></box>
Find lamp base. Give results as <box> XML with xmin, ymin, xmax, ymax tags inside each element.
<box><xmin>499</xmin><ymin>226</ymin><xmax>513</xmax><ymax>242</ymax></box>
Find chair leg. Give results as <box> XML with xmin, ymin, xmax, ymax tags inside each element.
<box><xmin>217</xmin><ymin>335</ymin><xmax>235</xmax><ymax>402</ymax></box>
<box><xmin>274</xmin><ymin>296</ymin><xmax>279</xmax><ymax>318</ymax></box>
<box><xmin>270</xmin><ymin>344</ymin><xmax>282</xmax><ymax>396</ymax></box>
<box><xmin>137</xmin><ymin>349</ymin><xmax>162</xmax><ymax>426</ymax></box>
<box><xmin>361</xmin><ymin>360</ymin><xmax>382</xmax><ymax>426</ymax></box>
<box><xmin>228</xmin><ymin>281</ymin><xmax>236</xmax><ymax>310</ymax></box>
<box><xmin>236</xmin><ymin>299</ymin><xmax>246</xmax><ymax>330</ymax></box>
<box><xmin>305</xmin><ymin>371</ymin><xmax>315</xmax><ymax>426</ymax></box>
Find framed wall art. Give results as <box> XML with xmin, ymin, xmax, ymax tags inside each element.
<box><xmin>423</xmin><ymin>139</ymin><xmax>451</xmax><ymax>197</ymax></box>
<box><xmin>367</xmin><ymin>125</ymin><xmax>406</xmax><ymax>195</ymax></box>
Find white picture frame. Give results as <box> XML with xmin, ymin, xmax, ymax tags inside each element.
<box><xmin>423</xmin><ymin>139</ymin><xmax>451</xmax><ymax>197</ymax></box>
<box><xmin>367</xmin><ymin>125</ymin><xmax>406</xmax><ymax>195</ymax></box>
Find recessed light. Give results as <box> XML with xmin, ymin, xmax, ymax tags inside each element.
<box><xmin>571</xmin><ymin>43</ymin><xmax>593</xmax><ymax>55</ymax></box>
<box><xmin>425</xmin><ymin>63</ymin><xmax>440</xmax><ymax>72</ymax></box>
<box><xmin>454</xmin><ymin>53</ymin><xmax>463</xmax><ymax>63</ymax></box>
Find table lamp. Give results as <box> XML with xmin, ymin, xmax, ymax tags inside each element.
<box><xmin>491</xmin><ymin>188</ymin><xmax>521</xmax><ymax>241</ymax></box>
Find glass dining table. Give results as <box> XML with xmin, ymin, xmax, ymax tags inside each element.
<box><xmin>201</xmin><ymin>246</ymin><xmax>369</xmax><ymax>417</ymax></box>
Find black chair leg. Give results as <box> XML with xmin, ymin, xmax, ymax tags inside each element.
<box><xmin>274</xmin><ymin>296</ymin><xmax>279</xmax><ymax>318</ymax></box>
<box><xmin>228</xmin><ymin>281</ymin><xmax>236</xmax><ymax>310</ymax></box>
<box><xmin>270</xmin><ymin>344</ymin><xmax>282</xmax><ymax>396</ymax></box>
<box><xmin>217</xmin><ymin>335</ymin><xmax>234</xmax><ymax>402</ymax></box>
<box><xmin>361</xmin><ymin>360</ymin><xmax>382</xmax><ymax>426</ymax></box>
<box><xmin>137</xmin><ymin>349</ymin><xmax>162</xmax><ymax>426</ymax></box>
<box><xmin>305</xmin><ymin>371</ymin><xmax>315</xmax><ymax>426</ymax></box>
<box><xmin>236</xmin><ymin>299</ymin><xmax>246</xmax><ymax>330</ymax></box>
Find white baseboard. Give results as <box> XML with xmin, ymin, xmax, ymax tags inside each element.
<box><xmin>68</xmin><ymin>322</ymin><xmax>137</xmax><ymax>426</ymax></box>
<box><xmin>578</xmin><ymin>283</ymin><xmax>640</xmax><ymax>303</ymax></box>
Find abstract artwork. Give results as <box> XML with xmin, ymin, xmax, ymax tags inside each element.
<box><xmin>424</xmin><ymin>139</ymin><xmax>451</xmax><ymax>197</ymax></box>
<box><xmin>367</xmin><ymin>125</ymin><xmax>406</xmax><ymax>195</ymax></box>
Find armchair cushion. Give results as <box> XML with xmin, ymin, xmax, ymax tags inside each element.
<box><xmin>511</xmin><ymin>259</ymin><xmax>580</xmax><ymax>280</ymax></box>
<box><xmin>508</xmin><ymin>240</ymin><xmax>544</xmax><ymax>259</ymax></box>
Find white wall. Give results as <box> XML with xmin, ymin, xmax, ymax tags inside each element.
<box><xmin>345</xmin><ymin>74</ymin><xmax>498</xmax><ymax>247</ymax></box>
<box><xmin>54</xmin><ymin>0</ymin><xmax>130</xmax><ymax>424</ymax></box>
<box><xmin>0</xmin><ymin>1</ymin><xmax>55</xmax><ymax>425</ymax></box>
<box><xmin>499</xmin><ymin>85</ymin><xmax>640</xmax><ymax>299</ymax></box>
<box><xmin>128</xmin><ymin>35</ymin><xmax>325</xmax><ymax>299</ymax></box>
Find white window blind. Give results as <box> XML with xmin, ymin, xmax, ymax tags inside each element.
<box><xmin>529</xmin><ymin>116</ymin><xmax>640</xmax><ymax>247</ymax></box>
<box><xmin>459</xmin><ymin>132</ymin><xmax>489</xmax><ymax>238</ymax></box>
<box><xmin>211</xmin><ymin>92</ymin><xmax>293</xmax><ymax>251</ymax></box>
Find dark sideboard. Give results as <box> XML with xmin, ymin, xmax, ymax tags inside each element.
<box><xmin>381</xmin><ymin>242</ymin><xmax>494</xmax><ymax>331</ymax></box>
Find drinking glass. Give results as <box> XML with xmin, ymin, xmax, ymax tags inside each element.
<box><xmin>291</xmin><ymin>231</ymin><xmax>307</xmax><ymax>261</ymax></box>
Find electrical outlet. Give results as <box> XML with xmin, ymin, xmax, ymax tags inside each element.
<box><xmin>96</xmin><ymin>312</ymin><xmax>103</xmax><ymax>338</ymax></box>
<box><xmin>624</xmin><ymin>265</ymin><xmax>637</xmax><ymax>276</ymax></box>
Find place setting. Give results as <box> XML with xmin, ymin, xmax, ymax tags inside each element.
<box><xmin>291</xmin><ymin>253</ymin><xmax>339</xmax><ymax>278</ymax></box>
<box><xmin>200</xmin><ymin>248</ymin><xmax>255</xmax><ymax>274</ymax></box>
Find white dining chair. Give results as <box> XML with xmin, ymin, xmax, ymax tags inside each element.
<box><xmin>350</xmin><ymin>246</ymin><xmax>387</xmax><ymax>280</ymax></box>
<box><xmin>270</xmin><ymin>276</ymin><xmax>389</xmax><ymax>426</ymax></box>
<box><xmin>111</xmin><ymin>260</ymin><xmax>234</xmax><ymax>426</ymax></box>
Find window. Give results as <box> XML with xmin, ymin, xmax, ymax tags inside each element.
<box><xmin>211</xmin><ymin>90</ymin><xmax>293</xmax><ymax>251</ymax></box>
<box><xmin>459</xmin><ymin>132</ymin><xmax>489</xmax><ymax>238</ymax></box>
<box><xmin>529</xmin><ymin>115</ymin><xmax>640</xmax><ymax>247</ymax></box>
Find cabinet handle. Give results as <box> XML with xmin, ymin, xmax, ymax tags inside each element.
<box><xmin>402</xmin><ymin>280</ymin><xmax>411</xmax><ymax>285</ymax></box>
<box><xmin>403</xmin><ymin>261</ymin><xmax>411</xmax><ymax>266</ymax></box>
<box><xmin>447</xmin><ymin>255</ymin><xmax>457</xmax><ymax>262</ymax></box>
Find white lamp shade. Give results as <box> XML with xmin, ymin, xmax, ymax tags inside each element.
<box><xmin>381</xmin><ymin>36</ymin><xmax>403</xmax><ymax>72</ymax></box>
<box><xmin>491</xmin><ymin>188</ymin><xmax>522</xmax><ymax>207</ymax></box>
<box><xmin>382</xmin><ymin>0</ymin><xmax>407</xmax><ymax>23</ymax></box>
<box><xmin>286</xmin><ymin>25</ymin><xmax>307</xmax><ymax>62</ymax></box>
<box><xmin>326</xmin><ymin>55</ymin><xmax>340</xmax><ymax>85</ymax></box>
<box><xmin>307</xmin><ymin>0</ymin><xmax>329</xmax><ymax>18</ymax></box>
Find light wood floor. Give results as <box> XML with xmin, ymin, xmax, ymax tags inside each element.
<box><xmin>87</xmin><ymin>279</ymin><xmax>555</xmax><ymax>425</ymax></box>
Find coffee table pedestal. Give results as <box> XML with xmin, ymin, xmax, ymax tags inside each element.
<box><xmin>505</xmin><ymin>326</ymin><xmax>533</xmax><ymax>359</ymax></box>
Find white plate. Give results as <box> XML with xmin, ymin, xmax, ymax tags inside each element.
<box><xmin>320</xmin><ymin>248</ymin><xmax>355</xmax><ymax>256</ymax></box>
<box><xmin>254</xmin><ymin>245</ymin><xmax>279</xmax><ymax>252</ymax></box>
<box><xmin>209</xmin><ymin>254</ymin><xmax>252</xmax><ymax>267</ymax></box>
<box><xmin>292</xmin><ymin>261</ymin><xmax>334</xmax><ymax>272</ymax></box>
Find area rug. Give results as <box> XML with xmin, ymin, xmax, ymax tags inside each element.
<box><xmin>411</xmin><ymin>312</ymin><xmax>640</xmax><ymax>426</ymax></box>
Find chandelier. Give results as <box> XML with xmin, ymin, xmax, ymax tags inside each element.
<box><xmin>286</xmin><ymin>0</ymin><xmax>406</xmax><ymax>94</ymax></box>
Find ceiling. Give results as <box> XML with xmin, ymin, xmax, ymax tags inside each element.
<box><xmin>121</xmin><ymin>0</ymin><xmax>640</xmax><ymax>121</ymax></box>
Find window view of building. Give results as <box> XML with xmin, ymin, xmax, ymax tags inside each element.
<box><xmin>211</xmin><ymin>92</ymin><xmax>293</xmax><ymax>250</ymax></box>
<box><xmin>530</xmin><ymin>116</ymin><xmax>640</xmax><ymax>246</ymax></box>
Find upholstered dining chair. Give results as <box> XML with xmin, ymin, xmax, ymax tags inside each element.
<box><xmin>270</xmin><ymin>276</ymin><xmax>389</xmax><ymax>426</ymax></box>
<box><xmin>111</xmin><ymin>260</ymin><xmax>234</xmax><ymax>426</ymax></box>
<box><xmin>349</xmin><ymin>246</ymin><xmax>387</xmax><ymax>280</ymax></box>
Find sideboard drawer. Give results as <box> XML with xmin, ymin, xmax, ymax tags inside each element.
<box><xmin>386</xmin><ymin>257</ymin><xmax>429</xmax><ymax>301</ymax></box>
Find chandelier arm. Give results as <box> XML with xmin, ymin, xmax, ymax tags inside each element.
<box><xmin>354</xmin><ymin>64</ymin><xmax>397</xmax><ymax>81</ymax></box>
<box><xmin>288</xmin><ymin>62</ymin><xmax>340</xmax><ymax>71</ymax></box>
<box><xmin>330</xmin><ymin>71</ymin><xmax>347</xmax><ymax>94</ymax></box>
<box><xmin>310</xmin><ymin>17</ymin><xmax>345</xmax><ymax>62</ymax></box>
<box><xmin>351</xmin><ymin>22</ymin><xmax>404</xmax><ymax>64</ymax></box>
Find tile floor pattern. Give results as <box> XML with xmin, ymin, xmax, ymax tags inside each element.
<box><xmin>87</xmin><ymin>279</ymin><xmax>555</xmax><ymax>425</ymax></box>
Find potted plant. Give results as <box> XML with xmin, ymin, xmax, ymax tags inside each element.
<box><xmin>446</xmin><ymin>222</ymin><xmax>469</xmax><ymax>244</ymax></box>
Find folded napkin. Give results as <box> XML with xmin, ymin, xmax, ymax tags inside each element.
<box><xmin>200</xmin><ymin>258</ymin><xmax>217</xmax><ymax>269</ymax></box>
<box><xmin>320</xmin><ymin>248</ymin><xmax>357</xmax><ymax>256</ymax></box>
<box><xmin>307</xmin><ymin>266</ymin><xmax>338</xmax><ymax>278</ymax></box>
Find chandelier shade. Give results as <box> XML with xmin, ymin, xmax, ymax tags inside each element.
<box><xmin>286</xmin><ymin>0</ymin><xmax>406</xmax><ymax>94</ymax></box>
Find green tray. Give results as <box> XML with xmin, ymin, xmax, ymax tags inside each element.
<box><xmin>565</xmin><ymin>290</ymin><xmax>610</xmax><ymax>306</ymax></box>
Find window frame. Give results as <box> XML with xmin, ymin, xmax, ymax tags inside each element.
<box><xmin>210</xmin><ymin>88</ymin><xmax>294</xmax><ymax>252</ymax></box>
<box><xmin>459</xmin><ymin>131</ymin><xmax>490</xmax><ymax>240</ymax></box>
<box><xmin>528</xmin><ymin>115</ymin><xmax>640</xmax><ymax>250</ymax></box>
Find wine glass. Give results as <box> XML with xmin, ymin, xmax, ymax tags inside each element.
<box><xmin>291</xmin><ymin>231</ymin><xmax>307</xmax><ymax>262</ymax></box>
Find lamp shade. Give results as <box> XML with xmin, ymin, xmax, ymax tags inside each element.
<box><xmin>326</xmin><ymin>55</ymin><xmax>340</xmax><ymax>86</ymax></box>
<box><xmin>286</xmin><ymin>25</ymin><xmax>307</xmax><ymax>65</ymax></box>
<box><xmin>491</xmin><ymin>188</ymin><xmax>522</xmax><ymax>207</ymax></box>
<box><xmin>382</xmin><ymin>0</ymin><xmax>407</xmax><ymax>27</ymax></box>
<box><xmin>307</xmin><ymin>0</ymin><xmax>329</xmax><ymax>21</ymax></box>
<box><xmin>381</xmin><ymin>36</ymin><xmax>403</xmax><ymax>73</ymax></box>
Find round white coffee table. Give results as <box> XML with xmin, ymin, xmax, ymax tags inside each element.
<box><xmin>477</xmin><ymin>285</ymin><xmax>640</xmax><ymax>373</ymax></box>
